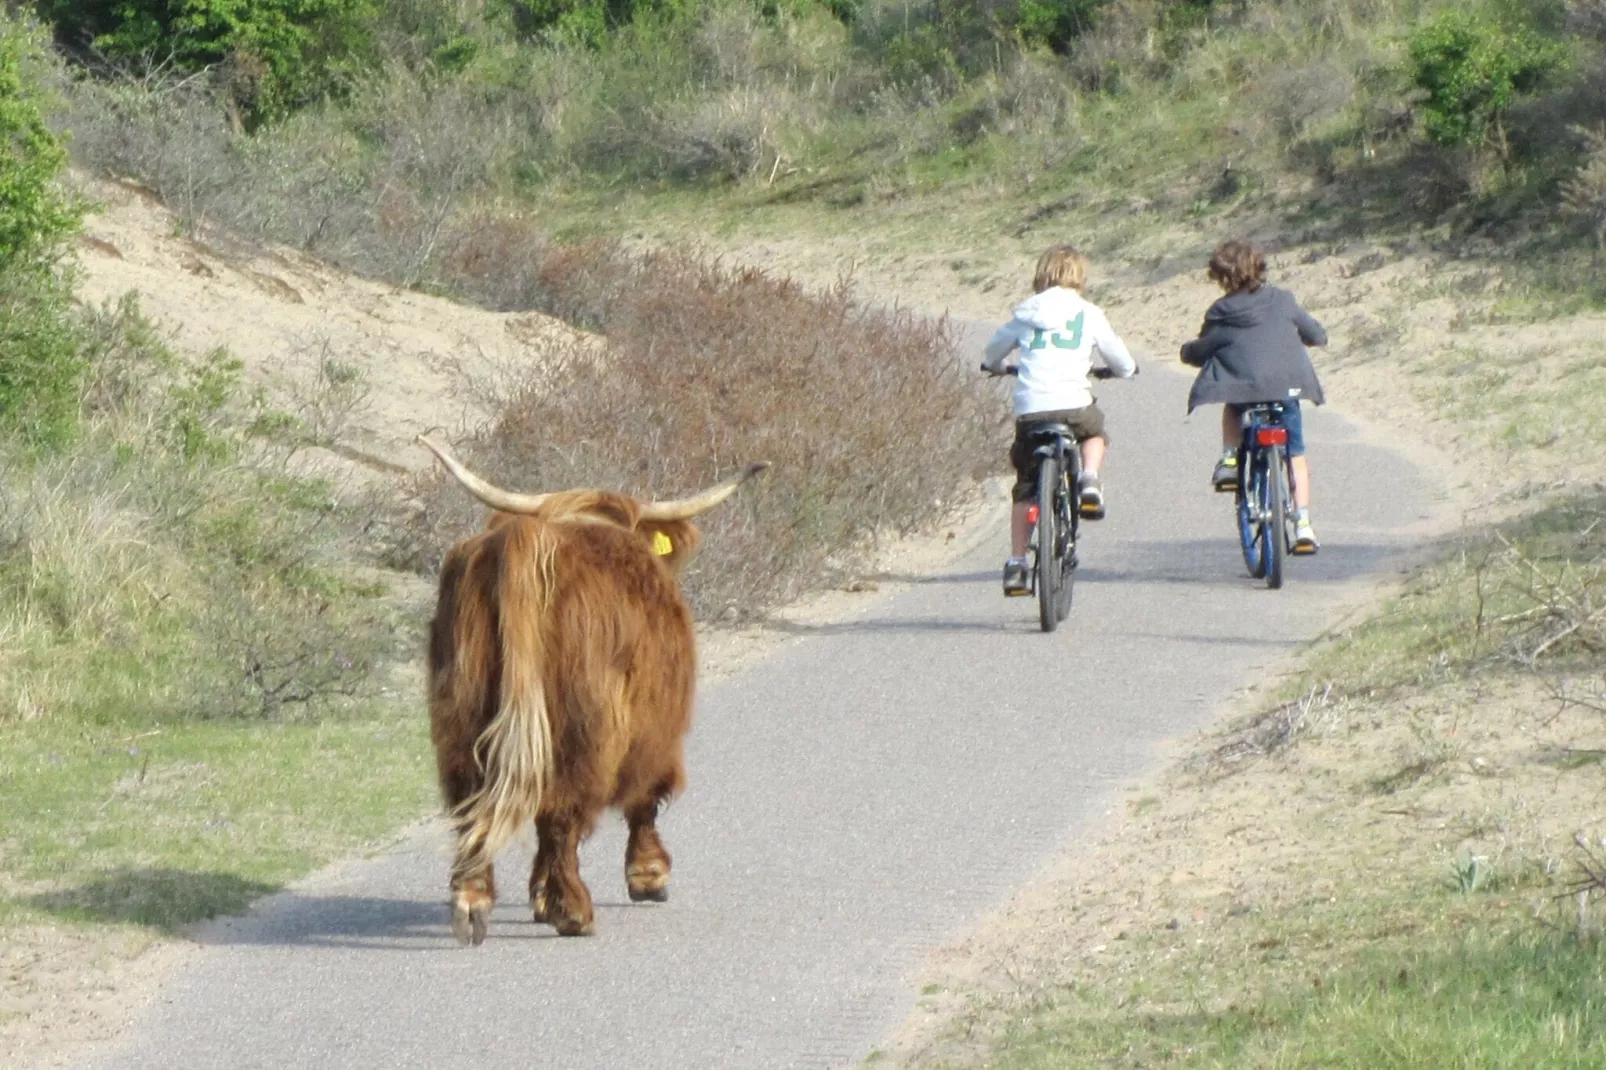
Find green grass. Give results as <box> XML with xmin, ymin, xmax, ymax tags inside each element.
<box><xmin>998</xmin><ymin>929</ymin><xmax>1606</xmax><ymax>1068</ymax></box>
<box><xmin>1278</xmin><ymin>492</ymin><xmax>1606</xmax><ymax>705</ymax></box>
<box><xmin>0</xmin><ymin>699</ymin><xmax>434</xmax><ymax>931</ymax></box>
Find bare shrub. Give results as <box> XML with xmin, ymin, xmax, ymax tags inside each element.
<box><xmin>1562</xmin><ymin>124</ymin><xmax>1606</xmax><ymax>272</ymax></box>
<box><xmin>658</xmin><ymin>87</ymin><xmax>798</xmax><ymax>182</ymax></box>
<box><xmin>389</xmin><ymin>242</ymin><xmax>993</xmax><ymax>618</ymax></box>
<box><xmin>61</xmin><ymin>69</ymin><xmax>235</xmax><ymax>226</ymax></box>
<box><xmin>1470</xmin><ymin>531</ymin><xmax>1606</xmax><ymax>668</ymax></box>
<box><xmin>1067</xmin><ymin>0</ymin><xmax>1164</xmax><ymax>92</ymax></box>
<box><xmin>1262</xmin><ymin>60</ymin><xmax>1357</xmax><ymax>144</ymax></box>
<box><xmin>1567</xmin><ymin>0</ymin><xmax>1606</xmax><ymax>39</ymax></box>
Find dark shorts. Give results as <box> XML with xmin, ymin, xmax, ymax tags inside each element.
<box><xmin>1230</xmin><ymin>401</ymin><xmax>1306</xmax><ymax>457</ymax></box>
<box><xmin>1009</xmin><ymin>405</ymin><xmax>1107</xmax><ymax>503</ymax></box>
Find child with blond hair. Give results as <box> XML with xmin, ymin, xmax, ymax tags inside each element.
<box><xmin>982</xmin><ymin>245</ymin><xmax>1136</xmax><ymax>596</ymax></box>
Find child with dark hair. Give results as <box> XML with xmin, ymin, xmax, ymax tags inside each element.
<box><xmin>1181</xmin><ymin>240</ymin><xmax>1328</xmax><ymax>554</ymax></box>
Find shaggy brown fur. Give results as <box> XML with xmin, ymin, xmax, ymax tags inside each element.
<box><xmin>428</xmin><ymin>491</ymin><xmax>704</xmax><ymax>943</ymax></box>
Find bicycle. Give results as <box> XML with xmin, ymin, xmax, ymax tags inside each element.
<box><xmin>982</xmin><ymin>364</ymin><xmax>1130</xmax><ymax>633</ymax></box>
<box><xmin>1231</xmin><ymin>402</ymin><xmax>1298</xmax><ymax>589</ymax></box>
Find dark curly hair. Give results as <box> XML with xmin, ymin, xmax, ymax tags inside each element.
<box><xmin>1207</xmin><ymin>240</ymin><xmax>1267</xmax><ymax>294</ymax></box>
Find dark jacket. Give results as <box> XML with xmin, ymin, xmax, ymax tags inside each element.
<box><xmin>1180</xmin><ymin>285</ymin><xmax>1327</xmax><ymax>412</ymax></box>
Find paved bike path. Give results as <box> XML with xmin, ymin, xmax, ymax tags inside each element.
<box><xmin>81</xmin><ymin>359</ymin><xmax>1439</xmax><ymax>1070</ymax></box>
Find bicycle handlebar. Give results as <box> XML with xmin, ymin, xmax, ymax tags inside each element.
<box><xmin>979</xmin><ymin>364</ymin><xmax>1138</xmax><ymax>380</ymax></box>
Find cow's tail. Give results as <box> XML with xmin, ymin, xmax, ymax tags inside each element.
<box><xmin>450</xmin><ymin>523</ymin><xmax>557</xmax><ymax>884</ymax></box>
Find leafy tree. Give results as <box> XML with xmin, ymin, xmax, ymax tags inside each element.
<box><xmin>35</xmin><ymin>0</ymin><xmax>381</xmax><ymax>121</ymax></box>
<box><xmin>0</xmin><ymin>14</ymin><xmax>84</xmax><ymax>447</ymax></box>
<box><xmin>0</xmin><ymin>18</ymin><xmax>77</xmax><ymax>273</ymax></box>
<box><xmin>1407</xmin><ymin>11</ymin><xmax>1566</xmax><ymax>161</ymax></box>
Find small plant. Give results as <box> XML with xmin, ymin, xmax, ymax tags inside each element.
<box><xmin>1406</xmin><ymin>11</ymin><xmax>1566</xmax><ymax>164</ymax></box>
<box><xmin>1450</xmin><ymin>850</ymin><xmax>1491</xmax><ymax>895</ymax></box>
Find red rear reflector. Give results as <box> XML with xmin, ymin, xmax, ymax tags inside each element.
<box><xmin>1256</xmin><ymin>427</ymin><xmax>1288</xmax><ymax>446</ymax></box>
<box><xmin>1026</xmin><ymin>505</ymin><xmax>1040</xmax><ymax>524</ymax></box>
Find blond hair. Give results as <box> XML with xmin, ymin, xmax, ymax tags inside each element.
<box><xmin>1033</xmin><ymin>245</ymin><xmax>1089</xmax><ymax>294</ymax></box>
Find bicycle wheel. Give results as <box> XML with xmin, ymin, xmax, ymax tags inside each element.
<box><xmin>1036</xmin><ymin>454</ymin><xmax>1062</xmax><ymax>633</ymax></box>
<box><xmin>1236</xmin><ymin>448</ymin><xmax>1266</xmax><ymax>579</ymax></box>
<box><xmin>1262</xmin><ymin>448</ymin><xmax>1286</xmax><ymax>590</ymax></box>
<box><xmin>1055</xmin><ymin>455</ymin><xmax>1078</xmax><ymax>623</ymax></box>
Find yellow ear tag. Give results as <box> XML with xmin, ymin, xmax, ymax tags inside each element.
<box><xmin>651</xmin><ymin>531</ymin><xmax>674</xmax><ymax>557</ymax></box>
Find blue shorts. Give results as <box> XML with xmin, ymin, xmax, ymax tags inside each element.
<box><xmin>1232</xmin><ymin>401</ymin><xmax>1306</xmax><ymax>457</ymax></box>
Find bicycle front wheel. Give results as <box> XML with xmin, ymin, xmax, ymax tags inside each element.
<box><xmin>1036</xmin><ymin>455</ymin><xmax>1062</xmax><ymax>633</ymax></box>
<box><xmin>1236</xmin><ymin>450</ymin><xmax>1266</xmax><ymax>579</ymax></box>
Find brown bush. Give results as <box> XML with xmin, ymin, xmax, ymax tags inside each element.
<box><xmin>390</xmin><ymin>238</ymin><xmax>994</xmax><ymax>618</ymax></box>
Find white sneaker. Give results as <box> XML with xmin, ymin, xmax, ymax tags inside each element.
<box><xmin>1293</xmin><ymin>518</ymin><xmax>1319</xmax><ymax>555</ymax></box>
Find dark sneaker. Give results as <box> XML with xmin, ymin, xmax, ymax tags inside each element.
<box><xmin>1002</xmin><ymin>560</ymin><xmax>1030</xmax><ymax>596</ymax></box>
<box><xmin>1078</xmin><ymin>474</ymin><xmax>1106</xmax><ymax>520</ymax></box>
<box><xmin>1212</xmin><ymin>456</ymin><xmax>1239</xmax><ymax>492</ymax></box>
<box><xmin>1292</xmin><ymin>518</ymin><xmax>1320</xmax><ymax>555</ymax></box>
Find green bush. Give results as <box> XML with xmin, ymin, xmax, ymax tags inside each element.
<box><xmin>1014</xmin><ymin>0</ymin><xmax>1110</xmax><ymax>55</ymax></box>
<box><xmin>35</xmin><ymin>0</ymin><xmax>384</xmax><ymax>121</ymax></box>
<box><xmin>0</xmin><ymin>14</ymin><xmax>83</xmax><ymax>448</ymax></box>
<box><xmin>1407</xmin><ymin>10</ymin><xmax>1567</xmax><ymax>159</ymax></box>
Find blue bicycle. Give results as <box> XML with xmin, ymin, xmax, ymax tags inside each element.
<box><xmin>1233</xmin><ymin>403</ymin><xmax>1297</xmax><ymax>589</ymax></box>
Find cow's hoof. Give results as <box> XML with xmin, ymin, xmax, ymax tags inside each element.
<box><xmin>627</xmin><ymin>884</ymin><xmax>669</xmax><ymax>903</ymax></box>
<box><xmin>555</xmin><ymin>915</ymin><xmax>594</xmax><ymax>937</ymax></box>
<box><xmin>451</xmin><ymin>899</ymin><xmax>492</xmax><ymax>946</ymax></box>
<box><xmin>627</xmin><ymin>860</ymin><xmax>669</xmax><ymax>903</ymax></box>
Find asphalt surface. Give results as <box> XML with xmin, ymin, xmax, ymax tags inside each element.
<box><xmin>81</xmin><ymin>354</ymin><xmax>1440</xmax><ymax>1070</ymax></box>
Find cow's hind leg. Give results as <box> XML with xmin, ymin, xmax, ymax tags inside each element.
<box><xmin>624</xmin><ymin>771</ymin><xmax>681</xmax><ymax>904</ymax></box>
<box><xmin>538</xmin><ymin>813</ymin><xmax>596</xmax><ymax>936</ymax></box>
<box><xmin>624</xmin><ymin>802</ymin><xmax>671</xmax><ymax>903</ymax></box>
<box><xmin>528</xmin><ymin>824</ymin><xmax>555</xmax><ymax>925</ymax></box>
<box><xmin>449</xmin><ymin>867</ymin><xmax>496</xmax><ymax>947</ymax></box>
<box><xmin>441</xmin><ymin>766</ymin><xmax>498</xmax><ymax>946</ymax></box>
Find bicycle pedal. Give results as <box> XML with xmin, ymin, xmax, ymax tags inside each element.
<box><xmin>1003</xmin><ymin>588</ymin><xmax>1032</xmax><ymax>597</ymax></box>
<box><xmin>1079</xmin><ymin>504</ymin><xmax>1105</xmax><ymax>520</ymax></box>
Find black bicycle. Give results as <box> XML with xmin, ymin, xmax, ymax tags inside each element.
<box><xmin>1233</xmin><ymin>402</ymin><xmax>1297</xmax><ymax>589</ymax></box>
<box><xmin>983</xmin><ymin>364</ymin><xmax>1129</xmax><ymax>632</ymax></box>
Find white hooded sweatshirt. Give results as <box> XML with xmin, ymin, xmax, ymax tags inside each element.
<box><xmin>982</xmin><ymin>287</ymin><xmax>1135</xmax><ymax>417</ymax></box>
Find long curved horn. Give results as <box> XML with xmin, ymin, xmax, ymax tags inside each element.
<box><xmin>417</xmin><ymin>435</ymin><xmax>553</xmax><ymax>514</ymax></box>
<box><xmin>638</xmin><ymin>462</ymin><xmax>771</xmax><ymax>521</ymax></box>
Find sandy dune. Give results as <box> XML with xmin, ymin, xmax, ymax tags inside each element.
<box><xmin>73</xmin><ymin>178</ymin><xmax>583</xmax><ymax>474</ymax></box>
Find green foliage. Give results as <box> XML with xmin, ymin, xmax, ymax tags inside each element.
<box><xmin>0</xmin><ymin>268</ymin><xmax>85</xmax><ymax>449</ymax></box>
<box><xmin>0</xmin><ymin>14</ymin><xmax>84</xmax><ymax>448</ymax></box>
<box><xmin>1407</xmin><ymin>10</ymin><xmax>1567</xmax><ymax>156</ymax></box>
<box><xmin>496</xmin><ymin>0</ymin><xmax>698</xmax><ymax>45</ymax></box>
<box><xmin>1014</xmin><ymin>0</ymin><xmax>1109</xmax><ymax>55</ymax></box>
<box><xmin>0</xmin><ymin>17</ymin><xmax>78</xmax><ymax>272</ymax></box>
<box><xmin>35</xmin><ymin>0</ymin><xmax>382</xmax><ymax>120</ymax></box>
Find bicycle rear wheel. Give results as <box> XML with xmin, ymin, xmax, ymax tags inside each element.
<box><xmin>1036</xmin><ymin>455</ymin><xmax>1062</xmax><ymax>633</ymax></box>
<box><xmin>1055</xmin><ymin>456</ymin><xmax>1078</xmax><ymax>623</ymax></box>
<box><xmin>1262</xmin><ymin>449</ymin><xmax>1286</xmax><ymax>589</ymax></box>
